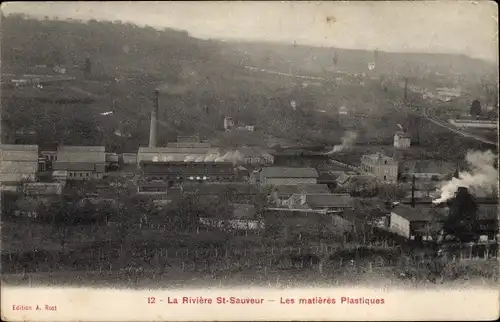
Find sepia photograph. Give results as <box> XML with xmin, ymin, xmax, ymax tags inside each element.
<box><xmin>1</xmin><ymin>1</ymin><xmax>499</xmax><ymax>321</ymax></box>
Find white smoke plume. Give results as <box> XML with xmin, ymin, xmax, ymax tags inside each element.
<box><xmin>184</xmin><ymin>155</ymin><xmax>196</xmax><ymax>162</ymax></box>
<box><xmin>214</xmin><ymin>151</ymin><xmax>245</xmax><ymax>164</ymax></box>
<box><xmin>194</xmin><ymin>156</ymin><xmax>205</xmax><ymax>162</ymax></box>
<box><xmin>325</xmin><ymin>131</ymin><xmax>358</xmax><ymax>154</ymax></box>
<box><xmin>204</xmin><ymin>154</ymin><xmax>219</xmax><ymax>162</ymax></box>
<box><xmin>433</xmin><ymin>150</ymin><xmax>499</xmax><ymax>204</ymax></box>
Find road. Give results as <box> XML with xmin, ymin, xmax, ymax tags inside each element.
<box><xmin>422</xmin><ymin>107</ymin><xmax>497</xmax><ymax>146</ymax></box>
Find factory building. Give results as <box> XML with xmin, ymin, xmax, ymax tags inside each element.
<box><xmin>166</xmin><ymin>135</ymin><xmax>212</xmax><ymax>148</ymax></box>
<box><xmin>139</xmin><ymin>160</ymin><xmax>236</xmax><ymax>184</ymax></box>
<box><xmin>137</xmin><ymin>147</ymin><xmax>221</xmax><ymax>164</ymax></box>
<box><xmin>393</xmin><ymin>131</ymin><xmax>411</xmax><ymax>149</ymax></box>
<box><xmin>360</xmin><ymin>153</ymin><xmax>398</xmax><ymax>183</ymax></box>
<box><xmin>0</xmin><ymin>144</ymin><xmax>39</xmax><ymax>182</ymax></box>
<box><xmin>236</xmin><ymin>147</ymin><xmax>274</xmax><ymax>166</ymax></box>
<box><xmin>52</xmin><ymin>146</ymin><xmax>106</xmax><ymax>181</ymax></box>
<box><xmin>258</xmin><ymin>167</ymin><xmax>319</xmax><ymax>186</ymax></box>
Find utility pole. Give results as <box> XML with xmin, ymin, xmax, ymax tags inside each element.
<box><xmin>404</xmin><ymin>77</ymin><xmax>408</xmax><ymax>104</ymax></box>
<box><xmin>411</xmin><ymin>175</ymin><xmax>416</xmax><ymax>208</ymax></box>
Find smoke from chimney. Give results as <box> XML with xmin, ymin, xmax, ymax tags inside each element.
<box><xmin>213</xmin><ymin>151</ymin><xmax>245</xmax><ymax>164</ymax></box>
<box><xmin>325</xmin><ymin>131</ymin><xmax>358</xmax><ymax>154</ymax></box>
<box><xmin>433</xmin><ymin>150</ymin><xmax>499</xmax><ymax>204</ymax></box>
<box><xmin>149</xmin><ymin>90</ymin><xmax>159</xmax><ymax>148</ymax></box>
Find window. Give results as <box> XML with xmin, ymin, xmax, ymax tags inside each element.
<box><xmin>383</xmin><ymin>175</ymin><xmax>387</xmax><ymax>180</ymax></box>
<box><xmin>384</xmin><ymin>160</ymin><xmax>387</xmax><ymax>165</ymax></box>
<box><xmin>79</xmin><ymin>173</ymin><xmax>83</xmax><ymax>177</ymax></box>
<box><xmin>86</xmin><ymin>173</ymin><xmax>89</xmax><ymax>177</ymax></box>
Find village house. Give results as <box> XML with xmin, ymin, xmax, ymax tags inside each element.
<box><xmin>393</xmin><ymin>131</ymin><xmax>411</xmax><ymax>149</ymax></box>
<box><xmin>360</xmin><ymin>153</ymin><xmax>398</xmax><ymax>183</ymax></box>
<box><xmin>258</xmin><ymin>167</ymin><xmax>319</xmax><ymax>186</ymax></box>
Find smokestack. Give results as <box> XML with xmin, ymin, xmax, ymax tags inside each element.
<box><xmin>149</xmin><ymin>89</ymin><xmax>159</xmax><ymax>148</ymax></box>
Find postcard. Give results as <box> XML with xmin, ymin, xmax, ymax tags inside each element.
<box><xmin>1</xmin><ymin>1</ymin><xmax>499</xmax><ymax>321</ymax></box>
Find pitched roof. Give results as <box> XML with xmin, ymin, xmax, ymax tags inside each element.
<box><xmin>272</xmin><ymin>185</ymin><xmax>299</xmax><ymax>196</ymax></box>
<box><xmin>390</xmin><ymin>204</ymin><xmax>432</xmax><ymax>222</ymax></box>
<box><xmin>182</xmin><ymin>183</ymin><xmax>259</xmax><ymax>196</ymax></box>
<box><xmin>305</xmin><ymin>193</ymin><xmax>354</xmax><ymax>209</ymax></box>
<box><xmin>138</xmin><ymin>147</ymin><xmax>219</xmax><ymax>154</ymax></box>
<box><xmin>404</xmin><ymin>160</ymin><xmax>454</xmax><ymax>174</ymax></box>
<box><xmin>57</xmin><ymin>145</ymin><xmax>105</xmax><ymax>152</ymax></box>
<box><xmin>0</xmin><ymin>144</ymin><xmax>39</xmax><ymax>152</ymax></box>
<box><xmin>297</xmin><ymin>184</ymin><xmax>330</xmax><ymax>194</ymax></box>
<box><xmin>261</xmin><ymin>167</ymin><xmax>319</xmax><ymax>178</ymax></box>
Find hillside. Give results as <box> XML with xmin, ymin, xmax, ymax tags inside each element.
<box><xmin>1</xmin><ymin>14</ymin><xmax>494</xmax><ymax>157</ymax></box>
<box><xmin>217</xmin><ymin>40</ymin><xmax>497</xmax><ymax>82</ymax></box>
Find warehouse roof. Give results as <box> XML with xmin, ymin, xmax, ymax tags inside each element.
<box><xmin>390</xmin><ymin>204</ymin><xmax>431</xmax><ymax>222</ymax></box>
<box><xmin>57</xmin><ymin>145</ymin><xmax>105</xmax><ymax>152</ymax></box>
<box><xmin>138</xmin><ymin>147</ymin><xmax>219</xmax><ymax>154</ymax></box>
<box><xmin>272</xmin><ymin>185</ymin><xmax>299</xmax><ymax>196</ymax></box>
<box><xmin>305</xmin><ymin>193</ymin><xmax>354</xmax><ymax>209</ymax></box>
<box><xmin>403</xmin><ymin>160</ymin><xmax>454</xmax><ymax>175</ymax></box>
<box><xmin>0</xmin><ymin>144</ymin><xmax>39</xmax><ymax>151</ymax></box>
<box><xmin>297</xmin><ymin>184</ymin><xmax>330</xmax><ymax>194</ymax></box>
<box><xmin>261</xmin><ymin>167</ymin><xmax>318</xmax><ymax>178</ymax></box>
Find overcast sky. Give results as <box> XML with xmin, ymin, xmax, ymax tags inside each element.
<box><xmin>2</xmin><ymin>1</ymin><xmax>498</xmax><ymax>62</ymax></box>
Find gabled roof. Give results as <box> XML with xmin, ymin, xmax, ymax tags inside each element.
<box><xmin>138</xmin><ymin>147</ymin><xmax>219</xmax><ymax>154</ymax></box>
<box><xmin>297</xmin><ymin>184</ymin><xmax>330</xmax><ymax>194</ymax></box>
<box><xmin>305</xmin><ymin>193</ymin><xmax>354</xmax><ymax>209</ymax></box>
<box><xmin>261</xmin><ymin>167</ymin><xmax>319</xmax><ymax>178</ymax></box>
<box><xmin>390</xmin><ymin>204</ymin><xmax>432</xmax><ymax>222</ymax></box>
<box><xmin>272</xmin><ymin>185</ymin><xmax>299</xmax><ymax>196</ymax></box>
<box><xmin>57</xmin><ymin>145</ymin><xmax>105</xmax><ymax>152</ymax></box>
<box><xmin>0</xmin><ymin>144</ymin><xmax>39</xmax><ymax>152</ymax></box>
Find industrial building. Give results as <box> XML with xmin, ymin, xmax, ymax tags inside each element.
<box><xmin>360</xmin><ymin>153</ymin><xmax>398</xmax><ymax>183</ymax></box>
<box><xmin>236</xmin><ymin>147</ymin><xmax>274</xmax><ymax>166</ymax></box>
<box><xmin>139</xmin><ymin>160</ymin><xmax>236</xmax><ymax>184</ymax></box>
<box><xmin>137</xmin><ymin>147</ymin><xmax>221</xmax><ymax>164</ymax></box>
<box><xmin>258</xmin><ymin>167</ymin><xmax>319</xmax><ymax>186</ymax></box>
<box><xmin>167</xmin><ymin>135</ymin><xmax>212</xmax><ymax>149</ymax></box>
<box><xmin>0</xmin><ymin>144</ymin><xmax>39</xmax><ymax>182</ymax></box>
<box><xmin>52</xmin><ymin>146</ymin><xmax>106</xmax><ymax>181</ymax></box>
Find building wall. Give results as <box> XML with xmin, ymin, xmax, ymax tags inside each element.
<box><xmin>394</xmin><ymin>135</ymin><xmax>411</xmax><ymax>149</ymax></box>
<box><xmin>360</xmin><ymin>162</ymin><xmax>398</xmax><ymax>183</ymax></box>
<box><xmin>66</xmin><ymin>171</ymin><xmax>103</xmax><ymax>180</ymax></box>
<box><xmin>262</xmin><ymin>177</ymin><xmax>317</xmax><ymax>186</ymax></box>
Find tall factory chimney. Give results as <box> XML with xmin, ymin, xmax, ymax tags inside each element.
<box><xmin>149</xmin><ymin>89</ymin><xmax>159</xmax><ymax>148</ymax></box>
